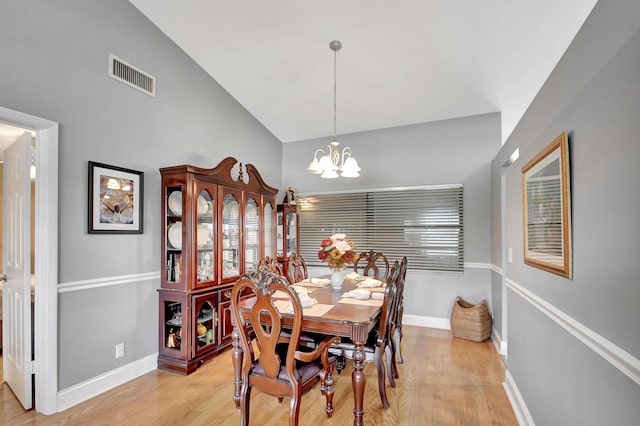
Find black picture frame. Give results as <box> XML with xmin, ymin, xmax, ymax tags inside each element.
<box><xmin>88</xmin><ymin>161</ymin><xmax>144</xmax><ymax>234</ymax></box>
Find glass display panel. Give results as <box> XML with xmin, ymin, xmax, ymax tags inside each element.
<box><xmin>244</xmin><ymin>198</ymin><xmax>259</xmax><ymax>273</ymax></box>
<box><xmin>164</xmin><ymin>300</ymin><xmax>182</xmax><ymax>350</ymax></box>
<box><xmin>286</xmin><ymin>211</ymin><xmax>297</xmax><ymax>256</ymax></box>
<box><xmin>196</xmin><ymin>300</ymin><xmax>215</xmax><ymax>349</ymax></box>
<box><xmin>222</xmin><ymin>194</ymin><xmax>240</xmax><ymax>278</ymax></box>
<box><xmin>196</xmin><ymin>189</ymin><xmax>214</xmax><ymax>282</ymax></box>
<box><xmin>264</xmin><ymin>203</ymin><xmax>273</xmax><ymax>258</ymax></box>
<box><xmin>166</xmin><ymin>186</ymin><xmax>183</xmax><ymax>284</ymax></box>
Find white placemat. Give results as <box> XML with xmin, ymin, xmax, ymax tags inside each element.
<box><xmin>273</xmin><ymin>300</ymin><xmax>334</xmax><ymax>317</ymax></box>
<box><xmin>297</xmin><ymin>278</ymin><xmax>331</xmax><ymax>287</ymax></box>
<box><xmin>337</xmin><ymin>298</ymin><xmax>383</xmax><ymax>307</ymax></box>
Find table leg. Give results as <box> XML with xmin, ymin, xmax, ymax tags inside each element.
<box><xmin>351</xmin><ymin>343</ymin><xmax>366</xmax><ymax>426</ymax></box>
<box><xmin>231</xmin><ymin>326</ymin><xmax>243</xmax><ymax>409</ymax></box>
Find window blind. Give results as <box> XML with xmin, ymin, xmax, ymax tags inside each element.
<box><xmin>298</xmin><ymin>185</ymin><xmax>464</xmax><ymax>272</ymax></box>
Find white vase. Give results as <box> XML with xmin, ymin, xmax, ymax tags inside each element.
<box><xmin>331</xmin><ymin>269</ymin><xmax>344</xmax><ymax>290</ymax></box>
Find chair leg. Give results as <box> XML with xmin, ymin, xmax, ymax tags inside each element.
<box><xmin>395</xmin><ymin>327</ymin><xmax>404</xmax><ymax>364</ymax></box>
<box><xmin>240</xmin><ymin>385</ymin><xmax>251</xmax><ymax>425</ymax></box>
<box><xmin>321</xmin><ymin>368</ymin><xmax>336</xmax><ymax>416</ymax></box>
<box><xmin>289</xmin><ymin>390</ymin><xmax>302</xmax><ymax>426</ymax></box>
<box><xmin>385</xmin><ymin>345</ymin><xmax>397</xmax><ymax>387</ymax></box>
<box><xmin>336</xmin><ymin>355</ymin><xmax>346</xmax><ymax>374</ymax></box>
<box><xmin>374</xmin><ymin>347</ymin><xmax>390</xmax><ymax>409</ymax></box>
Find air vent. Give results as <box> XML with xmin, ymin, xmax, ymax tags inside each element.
<box><xmin>108</xmin><ymin>53</ymin><xmax>156</xmax><ymax>97</ymax></box>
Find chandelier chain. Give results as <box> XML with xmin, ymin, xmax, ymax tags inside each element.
<box><xmin>333</xmin><ymin>45</ymin><xmax>337</xmax><ymax>141</ymax></box>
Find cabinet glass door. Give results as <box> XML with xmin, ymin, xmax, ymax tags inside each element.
<box><xmin>221</xmin><ymin>193</ymin><xmax>240</xmax><ymax>279</ymax></box>
<box><xmin>196</xmin><ymin>189</ymin><xmax>214</xmax><ymax>284</ymax></box>
<box><xmin>286</xmin><ymin>211</ymin><xmax>297</xmax><ymax>256</ymax></box>
<box><xmin>163</xmin><ymin>299</ymin><xmax>183</xmax><ymax>352</ymax></box>
<box><xmin>244</xmin><ymin>197</ymin><xmax>259</xmax><ymax>273</ymax></box>
<box><xmin>276</xmin><ymin>211</ymin><xmax>284</xmax><ymax>257</ymax></box>
<box><xmin>165</xmin><ymin>186</ymin><xmax>184</xmax><ymax>287</ymax></box>
<box><xmin>264</xmin><ymin>202</ymin><xmax>273</xmax><ymax>258</ymax></box>
<box><xmin>194</xmin><ymin>294</ymin><xmax>216</xmax><ymax>356</ymax></box>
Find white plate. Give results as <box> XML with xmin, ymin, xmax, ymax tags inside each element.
<box><xmin>197</xmin><ymin>224</ymin><xmax>210</xmax><ymax>247</ymax></box>
<box><xmin>168</xmin><ymin>222</ymin><xmax>182</xmax><ymax>249</ymax></box>
<box><xmin>197</xmin><ymin>195</ymin><xmax>209</xmax><ymax>216</ymax></box>
<box><xmin>168</xmin><ymin>191</ymin><xmax>182</xmax><ymax>216</ymax></box>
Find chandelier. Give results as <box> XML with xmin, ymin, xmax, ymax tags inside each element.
<box><xmin>307</xmin><ymin>40</ymin><xmax>361</xmax><ymax>178</ymax></box>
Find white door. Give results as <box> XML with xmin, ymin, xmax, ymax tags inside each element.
<box><xmin>2</xmin><ymin>131</ymin><xmax>33</xmax><ymax>410</ymax></box>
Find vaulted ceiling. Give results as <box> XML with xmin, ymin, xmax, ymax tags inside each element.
<box><xmin>0</xmin><ymin>1</ymin><xmax>599</xmax><ymax>152</ymax></box>
<box><xmin>128</xmin><ymin>0</ymin><xmax>598</xmax><ymax>144</ymax></box>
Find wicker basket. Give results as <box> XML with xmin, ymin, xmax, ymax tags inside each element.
<box><xmin>450</xmin><ymin>297</ymin><xmax>492</xmax><ymax>342</ymax></box>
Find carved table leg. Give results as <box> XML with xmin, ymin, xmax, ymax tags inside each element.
<box><xmin>231</xmin><ymin>326</ymin><xmax>243</xmax><ymax>409</ymax></box>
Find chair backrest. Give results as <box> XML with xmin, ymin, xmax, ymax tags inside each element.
<box><xmin>395</xmin><ymin>257</ymin><xmax>407</xmax><ymax>326</ymax></box>
<box><xmin>376</xmin><ymin>261</ymin><xmax>401</xmax><ymax>349</ymax></box>
<box><xmin>287</xmin><ymin>253</ymin><xmax>309</xmax><ymax>284</ymax></box>
<box><xmin>231</xmin><ymin>270</ymin><xmax>304</xmax><ymax>394</ymax></box>
<box><xmin>386</xmin><ymin>257</ymin><xmax>406</xmax><ymax>349</ymax></box>
<box><xmin>354</xmin><ymin>250</ymin><xmax>390</xmax><ymax>279</ymax></box>
<box><xmin>257</xmin><ymin>256</ymin><xmax>284</xmax><ymax>277</ymax></box>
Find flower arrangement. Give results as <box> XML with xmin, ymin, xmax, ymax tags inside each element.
<box><xmin>318</xmin><ymin>233</ymin><xmax>358</xmax><ymax>270</ymax></box>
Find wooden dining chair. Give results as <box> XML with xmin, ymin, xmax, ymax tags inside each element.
<box><xmin>231</xmin><ymin>270</ymin><xmax>341</xmax><ymax>425</ymax></box>
<box><xmin>287</xmin><ymin>253</ymin><xmax>309</xmax><ymax>284</ymax></box>
<box><xmin>353</xmin><ymin>250</ymin><xmax>390</xmax><ymax>279</ymax></box>
<box><xmin>393</xmin><ymin>256</ymin><xmax>408</xmax><ymax>365</ymax></box>
<box><xmin>330</xmin><ymin>261</ymin><xmax>401</xmax><ymax>409</ymax></box>
<box><xmin>387</xmin><ymin>256</ymin><xmax>408</xmax><ymax>384</ymax></box>
<box><xmin>257</xmin><ymin>256</ymin><xmax>285</xmax><ymax>277</ymax></box>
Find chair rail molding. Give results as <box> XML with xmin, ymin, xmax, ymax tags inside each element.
<box><xmin>506</xmin><ymin>278</ymin><xmax>640</xmax><ymax>386</ymax></box>
<box><xmin>58</xmin><ymin>272</ymin><xmax>160</xmax><ymax>293</ymax></box>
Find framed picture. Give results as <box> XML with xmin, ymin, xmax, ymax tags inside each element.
<box><xmin>522</xmin><ymin>132</ymin><xmax>572</xmax><ymax>278</ymax></box>
<box><xmin>88</xmin><ymin>161</ymin><xmax>144</xmax><ymax>234</ymax></box>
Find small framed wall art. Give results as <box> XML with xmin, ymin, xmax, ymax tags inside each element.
<box><xmin>88</xmin><ymin>161</ymin><xmax>144</xmax><ymax>234</ymax></box>
<box><xmin>522</xmin><ymin>132</ymin><xmax>572</xmax><ymax>278</ymax></box>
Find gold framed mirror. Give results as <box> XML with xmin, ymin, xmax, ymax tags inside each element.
<box><xmin>522</xmin><ymin>132</ymin><xmax>572</xmax><ymax>278</ymax></box>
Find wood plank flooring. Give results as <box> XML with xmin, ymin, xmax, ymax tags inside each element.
<box><xmin>1</xmin><ymin>326</ymin><xmax>517</xmax><ymax>425</ymax></box>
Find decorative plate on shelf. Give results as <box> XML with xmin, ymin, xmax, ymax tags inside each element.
<box><xmin>197</xmin><ymin>195</ymin><xmax>209</xmax><ymax>216</ymax></box>
<box><xmin>197</xmin><ymin>224</ymin><xmax>210</xmax><ymax>247</ymax></box>
<box><xmin>168</xmin><ymin>191</ymin><xmax>182</xmax><ymax>216</ymax></box>
<box><xmin>168</xmin><ymin>222</ymin><xmax>182</xmax><ymax>249</ymax></box>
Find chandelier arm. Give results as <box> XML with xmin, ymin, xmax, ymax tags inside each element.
<box><xmin>339</xmin><ymin>147</ymin><xmax>352</xmax><ymax>168</ymax></box>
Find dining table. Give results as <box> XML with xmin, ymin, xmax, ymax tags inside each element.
<box><xmin>231</xmin><ymin>276</ymin><xmax>384</xmax><ymax>426</ymax></box>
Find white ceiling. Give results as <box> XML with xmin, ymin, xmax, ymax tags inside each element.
<box><xmin>0</xmin><ymin>1</ymin><xmax>599</xmax><ymax>151</ymax></box>
<box><xmin>128</xmin><ymin>0</ymin><xmax>597</xmax><ymax>144</ymax></box>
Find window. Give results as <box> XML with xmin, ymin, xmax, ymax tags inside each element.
<box><xmin>298</xmin><ymin>185</ymin><xmax>463</xmax><ymax>272</ymax></box>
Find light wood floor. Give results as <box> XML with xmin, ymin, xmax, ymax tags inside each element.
<box><xmin>1</xmin><ymin>326</ymin><xmax>517</xmax><ymax>425</ymax></box>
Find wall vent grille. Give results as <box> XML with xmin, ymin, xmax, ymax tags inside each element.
<box><xmin>108</xmin><ymin>54</ymin><xmax>156</xmax><ymax>97</ymax></box>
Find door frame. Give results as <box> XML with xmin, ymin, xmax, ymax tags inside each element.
<box><xmin>0</xmin><ymin>106</ymin><xmax>58</xmax><ymax>414</ymax></box>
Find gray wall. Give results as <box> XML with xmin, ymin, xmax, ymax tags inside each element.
<box><xmin>1</xmin><ymin>0</ymin><xmax>282</xmax><ymax>389</ymax></box>
<box><xmin>283</xmin><ymin>112</ymin><xmax>501</xmax><ymax>320</ymax></box>
<box><xmin>491</xmin><ymin>0</ymin><xmax>640</xmax><ymax>423</ymax></box>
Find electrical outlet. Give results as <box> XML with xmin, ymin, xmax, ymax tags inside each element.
<box><xmin>115</xmin><ymin>342</ymin><xmax>125</xmax><ymax>359</ymax></box>
<box><xmin>507</xmin><ymin>247</ymin><xmax>513</xmax><ymax>264</ymax></box>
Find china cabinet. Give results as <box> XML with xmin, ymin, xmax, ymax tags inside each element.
<box><xmin>158</xmin><ymin>157</ymin><xmax>277</xmax><ymax>375</ymax></box>
<box><xmin>276</xmin><ymin>191</ymin><xmax>299</xmax><ymax>276</ymax></box>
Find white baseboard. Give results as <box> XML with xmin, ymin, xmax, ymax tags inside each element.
<box><xmin>491</xmin><ymin>327</ymin><xmax>508</xmax><ymax>356</ymax></box>
<box><xmin>503</xmin><ymin>370</ymin><xmax>534</xmax><ymax>426</ymax></box>
<box><xmin>57</xmin><ymin>353</ymin><xmax>158</xmax><ymax>412</ymax></box>
<box><xmin>403</xmin><ymin>314</ymin><xmax>451</xmax><ymax>330</ymax></box>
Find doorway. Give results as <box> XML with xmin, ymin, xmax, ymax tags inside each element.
<box><xmin>0</xmin><ymin>106</ymin><xmax>59</xmax><ymax>414</ymax></box>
